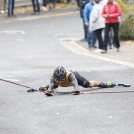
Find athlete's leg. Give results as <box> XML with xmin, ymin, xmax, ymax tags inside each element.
<box><xmin>89</xmin><ymin>81</ymin><xmax>116</xmax><ymax>88</ymax></box>
<box><xmin>89</xmin><ymin>81</ymin><xmax>99</xmax><ymax>87</ymax></box>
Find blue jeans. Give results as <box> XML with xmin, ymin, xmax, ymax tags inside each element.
<box><xmin>32</xmin><ymin>0</ymin><xmax>40</xmax><ymax>13</ymax></box>
<box><xmin>8</xmin><ymin>0</ymin><xmax>15</xmax><ymax>16</ymax></box>
<box><xmin>50</xmin><ymin>0</ymin><xmax>56</xmax><ymax>8</ymax></box>
<box><xmin>87</xmin><ymin>28</ymin><xmax>96</xmax><ymax>47</ymax></box>
<box><xmin>43</xmin><ymin>0</ymin><xmax>48</xmax><ymax>7</ymax></box>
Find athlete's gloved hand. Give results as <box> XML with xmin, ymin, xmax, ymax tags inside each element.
<box><xmin>73</xmin><ymin>90</ymin><xmax>80</xmax><ymax>95</ymax></box>
<box><xmin>27</xmin><ymin>89</ymin><xmax>36</xmax><ymax>92</ymax></box>
<box><xmin>44</xmin><ymin>91</ymin><xmax>55</xmax><ymax>96</ymax></box>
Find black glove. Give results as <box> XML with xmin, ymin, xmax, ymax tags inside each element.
<box><xmin>45</xmin><ymin>91</ymin><xmax>55</xmax><ymax>96</ymax></box>
<box><xmin>73</xmin><ymin>90</ymin><xmax>80</xmax><ymax>95</ymax></box>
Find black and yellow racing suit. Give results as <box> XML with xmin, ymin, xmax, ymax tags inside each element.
<box><xmin>48</xmin><ymin>71</ymin><xmax>90</xmax><ymax>92</ymax></box>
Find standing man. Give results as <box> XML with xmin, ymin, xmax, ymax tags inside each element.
<box><xmin>79</xmin><ymin>0</ymin><xmax>89</xmax><ymax>41</ymax></box>
<box><xmin>8</xmin><ymin>0</ymin><xmax>15</xmax><ymax>17</ymax></box>
<box><xmin>102</xmin><ymin>0</ymin><xmax>122</xmax><ymax>53</ymax></box>
<box><xmin>83</xmin><ymin>0</ymin><xmax>97</xmax><ymax>49</ymax></box>
<box><xmin>31</xmin><ymin>0</ymin><xmax>40</xmax><ymax>15</ymax></box>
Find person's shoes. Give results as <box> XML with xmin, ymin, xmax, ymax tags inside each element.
<box><xmin>101</xmin><ymin>50</ymin><xmax>107</xmax><ymax>53</ymax></box>
<box><xmin>94</xmin><ymin>49</ymin><xmax>102</xmax><ymax>53</ymax></box>
<box><xmin>92</xmin><ymin>46</ymin><xmax>97</xmax><ymax>49</ymax></box>
<box><xmin>98</xmin><ymin>82</ymin><xmax>116</xmax><ymax>88</ymax></box>
<box><xmin>42</xmin><ymin>6</ymin><xmax>48</xmax><ymax>11</ymax></box>
<box><xmin>109</xmin><ymin>46</ymin><xmax>112</xmax><ymax>49</ymax></box>
<box><xmin>73</xmin><ymin>90</ymin><xmax>80</xmax><ymax>95</ymax></box>
<box><xmin>117</xmin><ymin>48</ymin><xmax>120</xmax><ymax>52</ymax></box>
<box><xmin>35</xmin><ymin>12</ymin><xmax>39</xmax><ymax>15</ymax></box>
<box><xmin>11</xmin><ymin>14</ymin><xmax>17</xmax><ymax>17</ymax></box>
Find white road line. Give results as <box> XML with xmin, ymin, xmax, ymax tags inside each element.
<box><xmin>0</xmin><ymin>31</ymin><xmax>25</xmax><ymax>34</ymax></box>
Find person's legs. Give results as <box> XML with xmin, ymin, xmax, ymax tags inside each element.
<box><xmin>113</xmin><ymin>23</ymin><xmax>120</xmax><ymax>50</ymax></box>
<box><xmin>53</xmin><ymin>0</ymin><xmax>56</xmax><ymax>8</ymax></box>
<box><xmin>92</xmin><ymin>31</ymin><xmax>97</xmax><ymax>48</ymax></box>
<box><xmin>95</xmin><ymin>29</ymin><xmax>104</xmax><ymax>50</ymax></box>
<box><xmin>108</xmin><ymin>30</ymin><xmax>112</xmax><ymax>49</ymax></box>
<box><xmin>103</xmin><ymin>23</ymin><xmax>111</xmax><ymax>51</ymax></box>
<box><xmin>8</xmin><ymin>0</ymin><xmax>11</xmax><ymax>16</ymax></box>
<box><xmin>89</xmin><ymin>81</ymin><xmax>116</xmax><ymax>88</ymax></box>
<box><xmin>36</xmin><ymin>0</ymin><xmax>40</xmax><ymax>12</ymax></box>
<box><xmin>32</xmin><ymin>0</ymin><xmax>36</xmax><ymax>13</ymax></box>
<box><xmin>87</xmin><ymin>28</ymin><xmax>95</xmax><ymax>48</ymax></box>
<box><xmin>11</xmin><ymin>0</ymin><xmax>15</xmax><ymax>15</ymax></box>
<box><xmin>43</xmin><ymin>0</ymin><xmax>48</xmax><ymax>7</ymax></box>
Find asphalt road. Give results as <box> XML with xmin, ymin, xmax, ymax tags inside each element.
<box><xmin>0</xmin><ymin>11</ymin><xmax>134</xmax><ymax>134</ymax></box>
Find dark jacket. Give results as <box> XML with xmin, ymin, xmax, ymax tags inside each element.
<box><xmin>79</xmin><ymin>0</ymin><xmax>89</xmax><ymax>18</ymax></box>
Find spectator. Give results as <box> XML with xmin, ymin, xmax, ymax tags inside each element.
<box><xmin>108</xmin><ymin>10</ymin><xmax>121</xmax><ymax>49</ymax></box>
<box><xmin>70</xmin><ymin>0</ymin><xmax>77</xmax><ymax>5</ymax></box>
<box><xmin>90</xmin><ymin>0</ymin><xmax>105</xmax><ymax>52</ymax></box>
<box><xmin>42</xmin><ymin>0</ymin><xmax>48</xmax><ymax>11</ymax></box>
<box><xmin>79</xmin><ymin>0</ymin><xmax>89</xmax><ymax>41</ymax></box>
<box><xmin>31</xmin><ymin>0</ymin><xmax>40</xmax><ymax>15</ymax></box>
<box><xmin>49</xmin><ymin>0</ymin><xmax>56</xmax><ymax>9</ymax></box>
<box><xmin>8</xmin><ymin>0</ymin><xmax>15</xmax><ymax>17</ymax></box>
<box><xmin>83</xmin><ymin>0</ymin><xmax>97</xmax><ymax>49</ymax></box>
<box><xmin>0</xmin><ymin>0</ymin><xmax>7</xmax><ymax>14</ymax></box>
<box><xmin>102</xmin><ymin>0</ymin><xmax>122</xmax><ymax>53</ymax></box>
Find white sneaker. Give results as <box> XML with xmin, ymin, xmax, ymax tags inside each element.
<box><xmin>42</xmin><ymin>7</ymin><xmax>48</xmax><ymax>11</ymax></box>
<box><xmin>101</xmin><ymin>50</ymin><xmax>107</xmax><ymax>53</ymax></box>
<box><xmin>94</xmin><ymin>49</ymin><xmax>102</xmax><ymax>53</ymax></box>
<box><xmin>0</xmin><ymin>10</ymin><xmax>5</xmax><ymax>14</ymax></box>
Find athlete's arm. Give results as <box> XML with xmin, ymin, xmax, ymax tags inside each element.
<box><xmin>68</xmin><ymin>73</ymin><xmax>79</xmax><ymax>91</ymax></box>
<box><xmin>48</xmin><ymin>77</ymin><xmax>55</xmax><ymax>92</ymax></box>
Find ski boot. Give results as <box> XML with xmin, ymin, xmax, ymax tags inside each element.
<box><xmin>98</xmin><ymin>82</ymin><xmax>116</xmax><ymax>88</ymax></box>
<box><xmin>39</xmin><ymin>85</ymin><xmax>49</xmax><ymax>92</ymax></box>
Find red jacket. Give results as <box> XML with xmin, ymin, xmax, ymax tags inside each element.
<box><xmin>102</xmin><ymin>1</ymin><xmax>122</xmax><ymax>23</ymax></box>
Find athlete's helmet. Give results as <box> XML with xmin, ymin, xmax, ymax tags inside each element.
<box><xmin>53</xmin><ymin>66</ymin><xmax>66</xmax><ymax>81</ymax></box>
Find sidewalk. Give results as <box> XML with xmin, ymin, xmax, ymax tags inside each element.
<box><xmin>0</xmin><ymin>4</ymin><xmax>78</xmax><ymax>23</ymax></box>
<box><xmin>75</xmin><ymin>39</ymin><xmax>134</xmax><ymax>67</ymax></box>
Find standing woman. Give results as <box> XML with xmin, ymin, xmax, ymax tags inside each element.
<box><xmin>90</xmin><ymin>0</ymin><xmax>105</xmax><ymax>52</ymax></box>
<box><xmin>102</xmin><ymin>0</ymin><xmax>122</xmax><ymax>53</ymax></box>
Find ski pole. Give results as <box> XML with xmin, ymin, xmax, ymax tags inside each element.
<box><xmin>0</xmin><ymin>79</ymin><xmax>38</xmax><ymax>91</ymax></box>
